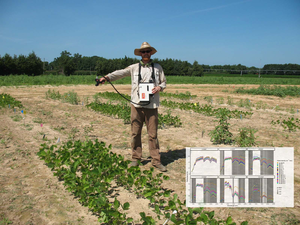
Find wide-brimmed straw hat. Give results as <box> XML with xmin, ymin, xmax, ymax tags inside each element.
<box><xmin>134</xmin><ymin>42</ymin><xmax>157</xmax><ymax>56</ymax></box>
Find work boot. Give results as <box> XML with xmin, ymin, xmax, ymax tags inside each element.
<box><xmin>129</xmin><ymin>160</ymin><xmax>139</xmax><ymax>167</ymax></box>
<box><xmin>153</xmin><ymin>164</ymin><xmax>167</xmax><ymax>172</ymax></box>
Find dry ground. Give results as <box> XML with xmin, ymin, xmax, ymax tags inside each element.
<box><xmin>0</xmin><ymin>84</ymin><xmax>299</xmax><ymax>225</ymax></box>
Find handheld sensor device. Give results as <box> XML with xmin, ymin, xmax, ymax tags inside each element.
<box><xmin>139</xmin><ymin>82</ymin><xmax>154</xmax><ymax>102</ymax></box>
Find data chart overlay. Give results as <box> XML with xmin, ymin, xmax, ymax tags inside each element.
<box><xmin>186</xmin><ymin>147</ymin><xmax>294</xmax><ymax>207</ymax></box>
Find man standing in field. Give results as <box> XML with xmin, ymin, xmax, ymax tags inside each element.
<box><xmin>98</xmin><ymin>42</ymin><xmax>167</xmax><ymax>172</ymax></box>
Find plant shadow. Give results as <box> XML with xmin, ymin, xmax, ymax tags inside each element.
<box><xmin>161</xmin><ymin>148</ymin><xmax>186</xmax><ymax>166</ymax></box>
<box><xmin>141</xmin><ymin>148</ymin><xmax>186</xmax><ymax>166</ymax></box>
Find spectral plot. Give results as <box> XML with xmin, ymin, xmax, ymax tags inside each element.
<box><xmin>191</xmin><ymin>150</ymin><xmax>219</xmax><ymax>175</ymax></box>
<box><xmin>186</xmin><ymin>147</ymin><xmax>293</xmax><ymax>207</ymax></box>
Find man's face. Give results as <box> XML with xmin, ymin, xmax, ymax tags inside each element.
<box><xmin>140</xmin><ymin>48</ymin><xmax>152</xmax><ymax>62</ymax></box>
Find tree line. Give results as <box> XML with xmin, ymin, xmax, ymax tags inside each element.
<box><xmin>261</xmin><ymin>64</ymin><xmax>300</xmax><ymax>75</ymax></box>
<box><xmin>48</xmin><ymin>51</ymin><xmax>204</xmax><ymax>76</ymax></box>
<box><xmin>1</xmin><ymin>51</ymin><xmax>299</xmax><ymax>76</ymax></box>
<box><xmin>0</xmin><ymin>52</ymin><xmax>43</xmax><ymax>76</ymax></box>
<box><xmin>202</xmin><ymin>64</ymin><xmax>300</xmax><ymax>75</ymax></box>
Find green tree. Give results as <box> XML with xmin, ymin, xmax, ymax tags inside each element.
<box><xmin>96</xmin><ymin>58</ymin><xmax>106</xmax><ymax>75</ymax></box>
<box><xmin>2</xmin><ymin>54</ymin><xmax>16</xmax><ymax>75</ymax></box>
<box><xmin>73</xmin><ymin>53</ymin><xmax>82</xmax><ymax>71</ymax></box>
<box><xmin>53</xmin><ymin>51</ymin><xmax>76</xmax><ymax>76</ymax></box>
<box><xmin>191</xmin><ymin>60</ymin><xmax>203</xmax><ymax>76</ymax></box>
<box><xmin>16</xmin><ymin>54</ymin><xmax>27</xmax><ymax>74</ymax></box>
<box><xmin>181</xmin><ymin>61</ymin><xmax>191</xmax><ymax>76</ymax></box>
<box><xmin>26</xmin><ymin>51</ymin><xmax>43</xmax><ymax>76</ymax></box>
<box><xmin>0</xmin><ymin>52</ymin><xmax>43</xmax><ymax>75</ymax></box>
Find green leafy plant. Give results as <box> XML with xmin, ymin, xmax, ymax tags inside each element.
<box><xmin>159</xmin><ymin>112</ymin><xmax>182</xmax><ymax>128</ymax></box>
<box><xmin>0</xmin><ymin>93</ymin><xmax>23</xmax><ymax>109</ymax></box>
<box><xmin>62</xmin><ymin>90</ymin><xmax>80</xmax><ymax>105</ymax></box>
<box><xmin>235</xmin><ymin>127</ymin><xmax>257</xmax><ymax>147</ymax></box>
<box><xmin>139</xmin><ymin>212</ymin><xmax>156</xmax><ymax>225</ymax></box>
<box><xmin>271</xmin><ymin>117</ymin><xmax>300</xmax><ymax>132</ymax></box>
<box><xmin>209</xmin><ymin>108</ymin><xmax>234</xmax><ymax>144</ymax></box>
<box><xmin>45</xmin><ymin>89</ymin><xmax>62</xmax><ymax>100</ymax></box>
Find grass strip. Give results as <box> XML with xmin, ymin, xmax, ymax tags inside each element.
<box><xmin>2</xmin><ymin>74</ymin><xmax>300</xmax><ymax>86</ymax></box>
<box><xmin>234</xmin><ymin>85</ymin><xmax>300</xmax><ymax>97</ymax></box>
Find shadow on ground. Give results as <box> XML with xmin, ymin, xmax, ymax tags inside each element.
<box><xmin>161</xmin><ymin>148</ymin><xmax>186</xmax><ymax>165</ymax></box>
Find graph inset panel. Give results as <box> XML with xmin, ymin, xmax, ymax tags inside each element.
<box><xmin>219</xmin><ymin>178</ymin><xmax>246</xmax><ymax>203</ymax></box>
<box><xmin>191</xmin><ymin>151</ymin><xmax>219</xmax><ymax>175</ymax></box>
<box><xmin>186</xmin><ymin>147</ymin><xmax>293</xmax><ymax>207</ymax></box>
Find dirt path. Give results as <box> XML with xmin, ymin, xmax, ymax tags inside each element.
<box><xmin>0</xmin><ymin>84</ymin><xmax>299</xmax><ymax>224</ymax></box>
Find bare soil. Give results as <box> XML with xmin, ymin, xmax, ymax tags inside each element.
<box><xmin>0</xmin><ymin>84</ymin><xmax>299</xmax><ymax>225</ymax></box>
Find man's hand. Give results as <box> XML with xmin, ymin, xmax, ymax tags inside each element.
<box><xmin>98</xmin><ymin>76</ymin><xmax>109</xmax><ymax>84</ymax></box>
<box><xmin>152</xmin><ymin>86</ymin><xmax>161</xmax><ymax>94</ymax></box>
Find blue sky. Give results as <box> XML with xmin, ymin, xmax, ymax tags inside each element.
<box><xmin>0</xmin><ymin>0</ymin><xmax>299</xmax><ymax>68</ymax></box>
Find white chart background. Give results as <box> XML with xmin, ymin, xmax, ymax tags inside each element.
<box><xmin>186</xmin><ymin>147</ymin><xmax>294</xmax><ymax>207</ymax></box>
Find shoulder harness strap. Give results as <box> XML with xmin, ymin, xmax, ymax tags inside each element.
<box><xmin>138</xmin><ymin>62</ymin><xmax>142</xmax><ymax>82</ymax></box>
<box><xmin>138</xmin><ymin>62</ymin><xmax>155</xmax><ymax>83</ymax></box>
<box><xmin>151</xmin><ymin>63</ymin><xmax>155</xmax><ymax>82</ymax></box>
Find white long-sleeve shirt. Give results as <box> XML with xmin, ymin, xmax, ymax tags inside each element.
<box><xmin>106</xmin><ymin>62</ymin><xmax>166</xmax><ymax>108</ymax></box>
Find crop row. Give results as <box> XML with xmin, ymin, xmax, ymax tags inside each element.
<box><xmin>160</xmin><ymin>99</ymin><xmax>253</xmax><ymax>119</ymax></box>
<box><xmin>86</xmin><ymin>101</ymin><xmax>182</xmax><ymax>128</ymax></box>
<box><xmin>37</xmin><ymin>139</ymin><xmax>246</xmax><ymax>224</ymax></box>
